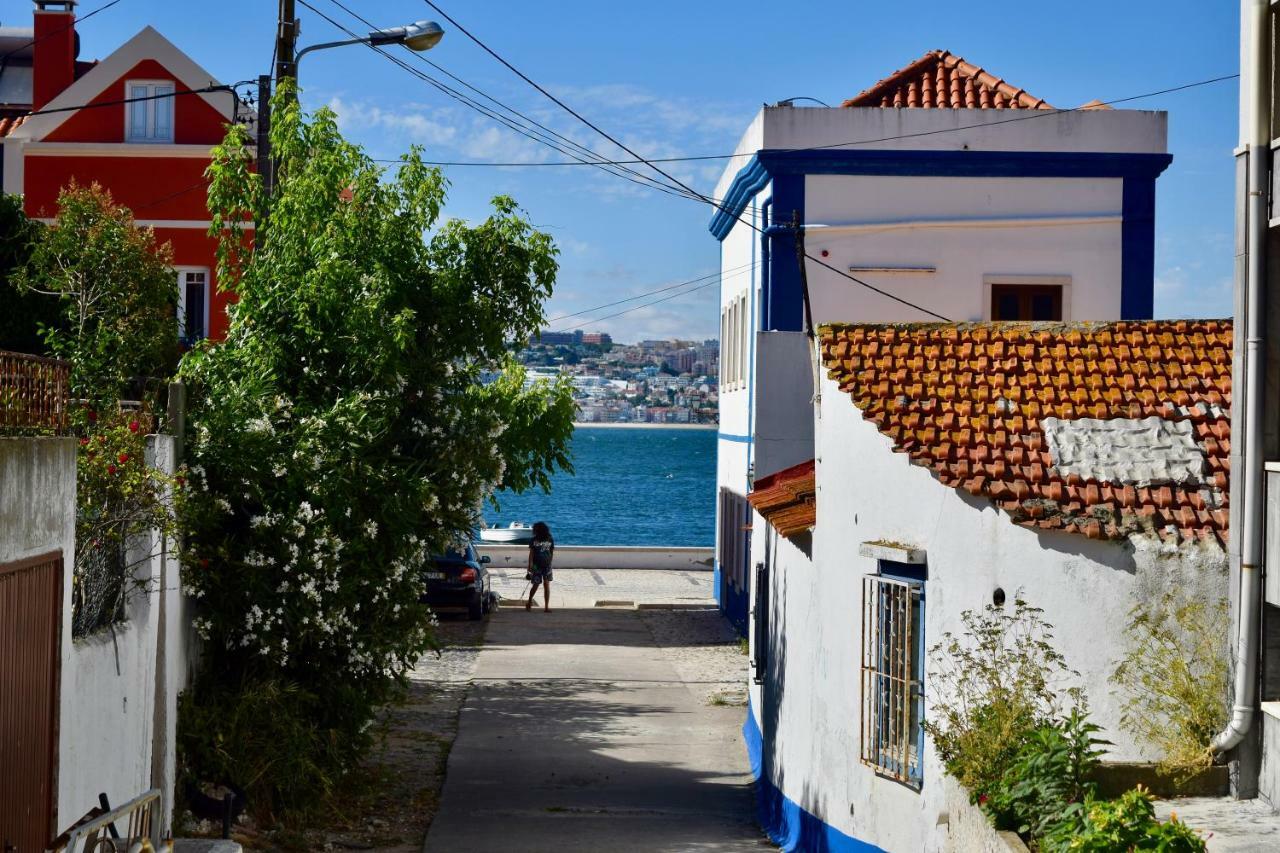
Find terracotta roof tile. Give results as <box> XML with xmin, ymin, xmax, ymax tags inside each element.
<box><xmin>819</xmin><ymin>320</ymin><xmax>1233</xmax><ymax>547</ymax></box>
<box><xmin>0</xmin><ymin>115</ymin><xmax>27</xmax><ymax>138</ymax></box>
<box><xmin>842</xmin><ymin>50</ymin><xmax>1053</xmax><ymax>110</ymax></box>
<box><xmin>747</xmin><ymin>459</ymin><xmax>816</xmax><ymax>539</ymax></box>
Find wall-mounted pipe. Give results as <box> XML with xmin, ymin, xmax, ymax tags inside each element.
<box><xmin>1212</xmin><ymin>0</ymin><xmax>1269</xmax><ymax>757</ymax></box>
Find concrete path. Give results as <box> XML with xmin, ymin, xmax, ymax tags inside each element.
<box><xmin>423</xmin><ymin>603</ymin><xmax>770</xmax><ymax>852</ymax></box>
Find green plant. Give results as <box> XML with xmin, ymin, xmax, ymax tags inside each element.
<box><xmin>984</xmin><ymin>708</ymin><xmax>1108</xmax><ymax>838</ymax></box>
<box><xmin>177</xmin><ymin>84</ymin><xmax>574</xmax><ymax>814</ymax></box>
<box><xmin>1041</xmin><ymin>786</ymin><xmax>1206</xmax><ymax>852</ymax></box>
<box><xmin>1112</xmin><ymin>590</ymin><xmax>1228</xmax><ymax>776</ymax></box>
<box><xmin>924</xmin><ymin>599</ymin><xmax>1083</xmax><ymax>799</ymax></box>
<box><xmin>17</xmin><ymin>183</ymin><xmax>178</xmax><ymax>407</ymax></box>
<box><xmin>0</xmin><ymin>192</ymin><xmax>62</xmax><ymax>354</ymax></box>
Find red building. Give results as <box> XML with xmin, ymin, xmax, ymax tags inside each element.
<box><xmin>1</xmin><ymin>1</ymin><xmax>248</xmax><ymax>342</ymax></box>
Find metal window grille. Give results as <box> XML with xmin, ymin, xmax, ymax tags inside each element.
<box><xmin>751</xmin><ymin>559</ymin><xmax>769</xmax><ymax>683</ymax></box>
<box><xmin>860</xmin><ymin>574</ymin><xmax>925</xmax><ymax>786</ymax></box>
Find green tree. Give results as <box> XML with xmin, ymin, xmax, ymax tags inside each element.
<box><xmin>0</xmin><ymin>193</ymin><xmax>62</xmax><ymax>354</ymax></box>
<box><xmin>17</xmin><ymin>183</ymin><xmax>178</xmax><ymax>405</ymax></box>
<box><xmin>178</xmin><ymin>86</ymin><xmax>574</xmax><ymax>812</ymax></box>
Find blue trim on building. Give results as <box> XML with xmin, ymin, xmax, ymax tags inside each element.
<box><xmin>743</xmin><ymin>700</ymin><xmax>885</xmax><ymax>852</ymax></box>
<box><xmin>713</xmin><ymin>560</ymin><xmax>723</xmax><ymax>606</ymax></box>
<box><xmin>709</xmin><ymin>149</ymin><xmax>1173</xmax><ymax>240</ymax></box>
<box><xmin>767</xmin><ymin>175</ymin><xmax>805</xmax><ymax>332</ymax></box>
<box><xmin>718</xmin><ymin>432</ymin><xmax>752</xmax><ymax>443</ymax></box>
<box><xmin>1120</xmin><ymin>177</ymin><xmax>1158</xmax><ymax>319</ymax></box>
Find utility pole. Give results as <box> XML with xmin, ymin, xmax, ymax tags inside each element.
<box><xmin>275</xmin><ymin>0</ymin><xmax>298</xmax><ymax>85</ymax></box>
<box><xmin>256</xmin><ymin>74</ymin><xmax>272</xmax><ymax>199</ymax></box>
<box><xmin>259</xmin><ymin>1</ymin><xmax>297</xmax><ymax>214</ymax></box>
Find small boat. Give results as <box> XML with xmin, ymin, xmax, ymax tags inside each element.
<box><xmin>479</xmin><ymin>522</ymin><xmax>534</xmax><ymax>544</ymax></box>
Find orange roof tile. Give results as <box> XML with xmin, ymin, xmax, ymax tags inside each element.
<box><xmin>842</xmin><ymin>50</ymin><xmax>1053</xmax><ymax>110</ymax></box>
<box><xmin>748</xmin><ymin>459</ymin><xmax>816</xmax><ymax>538</ymax></box>
<box><xmin>0</xmin><ymin>115</ymin><xmax>27</xmax><ymax>138</ymax></box>
<box><xmin>820</xmin><ymin>320</ymin><xmax>1232</xmax><ymax>546</ymax></box>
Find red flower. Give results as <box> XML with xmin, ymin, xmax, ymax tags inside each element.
<box><xmin>978</xmin><ymin>794</ymin><xmax>989</xmax><ymax>805</ymax></box>
<box><xmin>199</xmin><ymin>558</ymin><xmax>210</xmax><ymax>569</ymax></box>
<box><xmin>129</xmin><ymin>419</ymin><xmax>140</xmax><ymax>433</ymax></box>
<box><xmin>87</xmin><ymin>410</ymin><xmax>98</xmax><ymax>423</ymax></box>
<box><xmin>79</xmin><ymin>437</ymin><xmax>89</xmax><ymax>446</ymax></box>
<box><xmin>107</xmin><ymin>464</ymin><xmax>117</xmax><ymax>475</ymax></box>
<box><xmin>118</xmin><ymin>452</ymin><xmax>129</xmax><ymax>464</ymax></box>
<box><xmin>175</xmin><ymin>475</ymin><xmax>186</xmax><ymax>487</ymax></box>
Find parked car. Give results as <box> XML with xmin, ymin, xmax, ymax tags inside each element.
<box><xmin>422</xmin><ymin>542</ymin><xmax>493</xmax><ymax>620</ymax></box>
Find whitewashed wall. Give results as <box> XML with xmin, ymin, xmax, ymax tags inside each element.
<box><xmin>745</xmin><ymin>373</ymin><xmax>1228</xmax><ymax>851</ymax></box>
<box><xmin>56</xmin><ymin>435</ymin><xmax>185</xmax><ymax>836</ymax></box>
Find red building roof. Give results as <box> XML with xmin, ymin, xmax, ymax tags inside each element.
<box><xmin>842</xmin><ymin>50</ymin><xmax>1053</xmax><ymax>110</ymax></box>
<box><xmin>819</xmin><ymin>320</ymin><xmax>1232</xmax><ymax>545</ymax></box>
<box><xmin>748</xmin><ymin>459</ymin><xmax>816</xmax><ymax>538</ymax></box>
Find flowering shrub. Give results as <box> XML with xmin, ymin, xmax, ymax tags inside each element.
<box><xmin>177</xmin><ymin>85</ymin><xmax>574</xmax><ymax>812</ymax></box>
<box><xmin>73</xmin><ymin>407</ymin><xmax>176</xmax><ymax>636</ymax></box>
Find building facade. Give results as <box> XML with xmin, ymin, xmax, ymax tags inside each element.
<box><xmin>711</xmin><ymin>50</ymin><xmax>1171</xmax><ymax>631</ymax></box>
<box><xmin>1</xmin><ymin>1</ymin><xmax>246</xmax><ymax>343</ymax></box>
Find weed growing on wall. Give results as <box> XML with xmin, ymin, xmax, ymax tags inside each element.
<box><xmin>177</xmin><ymin>84</ymin><xmax>574</xmax><ymax>815</ymax></box>
<box><xmin>1111</xmin><ymin>590</ymin><xmax>1229</xmax><ymax>776</ymax></box>
<box><xmin>923</xmin><ymin>599</ymin><xmax>1083</xmax><ymax>800</ymax></box>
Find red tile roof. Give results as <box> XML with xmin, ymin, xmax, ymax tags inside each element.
<box><xmin>819</xmin><ymin>320</ymin><xmax>1232</xmax><ymax>546</ymax></box>
<box><xmin>0</xmin><ymin>115</ymin><xmax>27</xmax><ymax>138</ymax></box>
<box><xmin>748</xmin><ymin>459</ymin><xmax>816</xmax><ymax>538</ymax></box>
<box><xmin>842</xmin><ymin>50</ymin><xmax>1053</xmax><ymax>110</ymax></box>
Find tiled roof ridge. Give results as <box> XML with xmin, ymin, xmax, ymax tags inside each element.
<box><xmin>820</xmin><ymin>319</ymin><xmax>1233</xmax><ymax>547</ymax></box>
<box><xmin>842</xmin><ymin>49</ymin><xmax>1053</xmax><ymax>110</ymax></box>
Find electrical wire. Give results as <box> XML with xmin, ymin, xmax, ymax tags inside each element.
<box><xmin>418</xmin><ymin>0</ymin><xmax>953</xmax><ymax>321</ymax></box>
<box><xmin>0</xmin><ymin>0</ymin><xmax>127</xmax><ymax>64</ymax></box>
<box><xmin>545</xmin><ymin>261</ymin><xmax>757</xmax><ymax>324</ymax></box>
<box><xmin>14</xmin><ymin>81</ymin><xmax>255</xmax><ymax>121</ymax></box>
<box><xmin>322</xmin><ymin>0</ymin><xmax>697</xmax><ymax>198</ymax></box>
<box><xmin>553</xmin><ymin>277</ymin><xmax>723</xmax><ymax>333</ymax></box>
<box><xmin>297</xmin><ymin>0</ymin><xmax>711</xmax><ymax>203</ymax></box>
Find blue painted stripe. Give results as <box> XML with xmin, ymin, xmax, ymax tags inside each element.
<box><xmin>718</xmin><ymin>432</ymin><xmax>752</xmax><ymax>443</ymax></box>
<box><xmin>710</xmin><ymin>149</ymin><xmax>1173</xmax><ymax>239</ymax></box>
<box><xmin>743</xmin><ymin>698</ymin><xmax>886</xmax><ymax>852</ymax></box>
<box><xmin>1120</xmin><ymin>177</ymin><xmax>1157</xmax><ymax>319</ymax></box>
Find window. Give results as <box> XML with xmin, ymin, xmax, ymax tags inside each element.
<box><xmin>751</xmin><ymin>558</ymin><xmax>769</xmax><ymax>684</ymax></box>
<box><xmin>177</xmin><ymin>268</ymin><xmax>209</xmax><ymax>344</ymax></box>
<box><xmin>990</xmin><ymin>284</ymin><xmax>1063</xmax><ymax>321</ymax></box>
<box><xmin>126</xmin><ymin>80</ymin><xmax>175</xmax><ymax>142</ymax></box>
<box><xmin>860</xmin><ymin>565</ymin><xmax>925</xmax><ymax>787</ymax></box>
<box><xmin>719</xmin><ymin>292</ymin><xmax>751</xmax><ymax>391</ymax></box>
<box><xmin>717</xmin><ymin>488</ymin><xmax>752</xmax><ymax>634</ymax></box>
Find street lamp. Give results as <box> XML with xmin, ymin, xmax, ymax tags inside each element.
<box><xmin>294</xmin><ymin>20</ymin><xmax>445</xmax><ymax>69</ymax></box>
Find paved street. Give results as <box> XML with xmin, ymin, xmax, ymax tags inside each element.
<box><xmin>423</xmin><ymin>570</ymin><xmax>770</xmax><ymax>852</ymax></box>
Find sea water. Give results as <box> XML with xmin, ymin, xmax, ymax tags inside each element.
<box><xmin>483</xmin><ymin>426</ymin><xmax>716</xmax><ymax>546</ymax></box>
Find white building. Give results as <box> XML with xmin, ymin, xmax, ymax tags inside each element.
<box><xmin>713</xmin><ymin>49</ymin><xmax>1171</xmax><ymax>632</ymax></box>
<box><xmin>743</xmin><ymin>319</ymin><xmax>1231</xmax><ymax>850</ymax></box>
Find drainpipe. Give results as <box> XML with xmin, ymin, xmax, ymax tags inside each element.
<box><xmin>1212</xmin><ymin>0</ymin><xmax>1269</xmax><ymax>757</ymax></box>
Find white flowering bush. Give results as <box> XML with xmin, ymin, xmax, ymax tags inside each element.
<box><xmin>177</xmin><ymin>85</ymin><xmax>574</xmax><ymax>812</ymax></box>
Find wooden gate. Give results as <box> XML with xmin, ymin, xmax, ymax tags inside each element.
<box><xmin>0</xmin><ymin>551</ymin><xmax>63</xmax><ymax>853</ymax></box>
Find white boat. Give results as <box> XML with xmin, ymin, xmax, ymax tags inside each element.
<box><xmin>479</xmin><ymin>522</ymin><xmax>534</xmax><ymax>544</ymax></box>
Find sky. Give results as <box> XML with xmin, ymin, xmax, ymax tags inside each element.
<box><xmin>30</xmin><ymin>0</ymin><xmax>1241</xmax><ymax>342</ymax></box>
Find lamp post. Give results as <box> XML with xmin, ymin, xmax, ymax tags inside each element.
<box><xmin>257</xmin><ymin>7</ymin><xmax>444</xmax><ymax>199</ymax></box>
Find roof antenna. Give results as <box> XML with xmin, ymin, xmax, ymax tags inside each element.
<box><xmin>773</xmin><ymin>96</ymin><xmax>832</xmax><ymax>108</ymax></box>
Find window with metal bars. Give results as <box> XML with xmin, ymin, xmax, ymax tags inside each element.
<box><xmin>860</xmin><ymin>570</ymin><xmax>925</xmax><ymax>787</ymax></box>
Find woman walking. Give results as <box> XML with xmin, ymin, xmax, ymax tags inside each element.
<box><xmin>526</xmin><ymin>521</ymin><xmax>554</xmax><ymax>612</ymax></box>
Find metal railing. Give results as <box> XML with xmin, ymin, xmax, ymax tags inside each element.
<box><xmin>0</xmin><ymin>350</ymin><xmax>71</xmax><ymax>434</ymax></box>
<box><xmin>56</xmin><ymin>789</ymin><xmax>162</xmax><ymax>853</ymax></box>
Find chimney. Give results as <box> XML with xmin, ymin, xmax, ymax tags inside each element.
<box><xmin>32</xmin><ymin>0</ymin><xmax>79</xmax><ymax>111</ymax></box>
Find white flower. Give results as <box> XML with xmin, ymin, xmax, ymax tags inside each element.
<box><xmin>364</xmin><ymin>520</ymin><xmax>378</xmax><ymax>537</ymax></box>
<box><xmin>214</xmin><ymin>498</ymin><xmax>232</xmax><ymax>514</ymax></box>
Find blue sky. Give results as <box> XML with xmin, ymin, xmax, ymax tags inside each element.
<box><xmin>51</xmin><ymin>0</ymin><xmax>1239</xmax><ymax>341</ymax></box>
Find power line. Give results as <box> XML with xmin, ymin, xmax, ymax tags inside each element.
<box><xmin>418</xmin><ymin>1</ymin><xmax>953</xmax><ymax>321</ymax></box>
<box><xmin>0</xmin><ymin>0</ymin><xmax>127</xmax><ymax>64</ymax></box>
<box><xmin>321</xmin><ymin>0</ymin><xmax>697</xmax><ymax>199</ymax></box>
<box><xmin>15</xmin><ymin>82</ymin><xmax>253</xmax><ymax>121</ymax></box>
<box><xmin>297</xmin><ymin>0</ymin><xmax>709</xmax><ymax>203</ymax></box>
<box><xmin>554</xmin><ymin>277</ymin><xmax>724</xmax><ymax>333</ymax></box>
<box><xmin>371</xmin><ymin>72</ymin><xmax>1238</xmax><ymax>168</ymax></box>
<box><xmin>545</xmin><ymin>261</ymin><xmax>757</xmax><ymax>324</ymax></box>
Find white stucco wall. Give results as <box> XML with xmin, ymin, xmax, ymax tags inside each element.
<box><xmin>0</xmin><ymin>437</ymin><xmax>76</xmax><ymax>566</ymax></box>
<box><xmin>745</xmin><ymin>374</ymin><xmax>1228</xmax><ymax>851</ymax></box>
<box><xmin>57</xmin><ymin>434</ymin><xmax>184</xmax><ymax>836</ymax></box>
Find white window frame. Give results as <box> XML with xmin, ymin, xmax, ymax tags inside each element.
<box><xmin>982</xmin><ymin>274</ymin><xmax>1073</xmax><ymax>322</ymax></box>
<box><xmin>125</xmin><ymin>79</ymin><xmax>176</xmax><ymax>143</ymax></box>
<box><xmin>176</xmin><ymin>266</ymin><xmax>211</xmax><ymax>343</ymax></box>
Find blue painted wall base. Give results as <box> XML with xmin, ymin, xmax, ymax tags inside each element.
<box><xmin>743</xmin><ymin>700</ymin><xmax>885</xmax><ymax>852</ymax></box>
